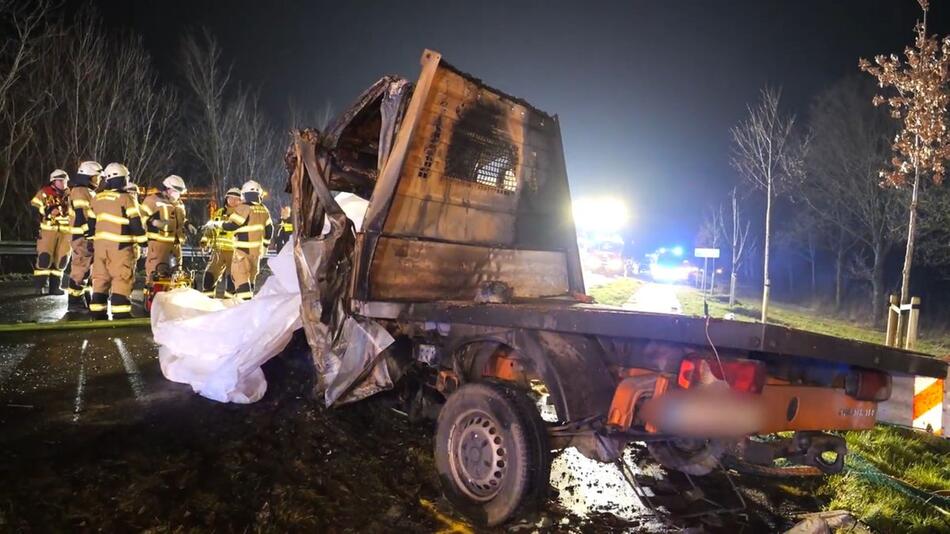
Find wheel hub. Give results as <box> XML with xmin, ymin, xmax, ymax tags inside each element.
<box><xmin>451</xmin><ymin>410</ymin><xmax>508</xmax><ymax>501</ymax></box>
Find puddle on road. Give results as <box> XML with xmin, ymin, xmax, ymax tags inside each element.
<box><xmin>0</xmin><ymin>342</ymin><xmax>35</xmax><ymax>388</ymax></box>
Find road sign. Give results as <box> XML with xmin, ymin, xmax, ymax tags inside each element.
<box><xmin>694</xmin><ymin>247</ymin><xmax>720</xmax><ymax>259</ymax></box>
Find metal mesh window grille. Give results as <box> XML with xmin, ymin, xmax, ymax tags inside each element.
<box><xmin>448</xmin><ymin>131</ymin><xmax>519</xmax><ymax>192</ymax></box>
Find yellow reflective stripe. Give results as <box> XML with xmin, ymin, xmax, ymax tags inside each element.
<box><xmin>140</xmin><ymin>203</ymin><xmax>154</xmax><ymax>216</ymax></box>
<box><xmin>126</xmin><ymin>207</ymin><xmax>140</xmax><ymax>217</ymax></box>
<box><xmin>201</xmin><ymin>290</ymin><xmax>216</xmax><ymax>296</ymax></box>
<box><xmin>147</xmin><ymin>232</ymin><xmax>176</xmax><ymax>243</ymax></box>
<box><xmin>94</xmin><ymin>231</ymin><xmax>134</xmax><ymax>243</ymax></box>
<box><xmin>281</xmin><ymin>223</ymin><xmax>293</xmax><ymax>231</ymax></box>
<box><xmin>72</xmin><ymin>199</ymin><xmax>90</xmax><ymax>208</ymax></box>
<box><xmin>234</xmin><ymin>291</ymin><xmax>253</xmax><ymax>300</ymax></box>
<box><xmin>236</xmin><ymin>224</ymin><xmax>265</xmax><ymax>232</ymax></box>
<box><xmin>229</xmin><ymin>213</ymin><xmax>246</xmax><ymax>225</ymax></box>
<box><xmin>70</xmin><ymin>225</ymin><xmax>88</xmax><ymax>234</ymax></box>
<box><xmin>34</xmin><ymin>269</ymin><xmax>51</xmax><ymax>276</ymax></box>
<box><xmin>87</xmin><ymin>209</ymin><xmax>97</xmax><ymax>218</ymax></box>
<box><xmin>39</xmin><ymin>223</ymin><xmax>55</xmax><ymax>231</ymax></box>
<box><xmin>49</xmin><ymin>269</ymin><xmax>63</xmax><ymax>276</ymax></box>
<box><xmin>110</xmin><ymin>304</ymin><xmax>132</xmax><ymax>313</ymax></box>
<box><xmin>67</xmin><ymin>287</ymin><xmax>85</xmax><ymax>297</ymax></box>
<box><xmin>97</xmin><ymin>213</ymin><xmax>130</xmax><ymax>225</ymax></box>
<box><xmin>232</xmin><ymin>241</ymin><xmax>262</xmax><ymax>249</ymax></box>
<box><xmin>89</xmin><ymin>303</ymin><xmax>107</xmax><ymax>312</ymax></box>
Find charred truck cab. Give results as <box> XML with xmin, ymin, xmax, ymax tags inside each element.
<box><xmin>287</xmin><ymin>50</ymin><xmax>948</xmax><ymax>527</ymax></box>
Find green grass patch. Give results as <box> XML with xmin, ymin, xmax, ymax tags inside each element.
<box><xmin>675</xmin><ymin>286</ymin><xmax>950</xmax><ymax>356</ymax></box>
<box><xmin>821</xmin><ymin>426</ymin><xmax>950</xmax><ymax>533</ymax></box>
<box><xmin>588</xmin><ymin>278</ymin><xmax>643</xmax><ymax>307</ymax></box>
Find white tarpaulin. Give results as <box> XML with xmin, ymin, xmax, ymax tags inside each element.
<box><xmin>152</xmin><ymin>237</ymin><xmax>302</xmax><ymax>403</ymax></box>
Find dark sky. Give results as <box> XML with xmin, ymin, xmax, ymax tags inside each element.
<box><xmin>90</xmin><ymin>0</ymin><xmax>949</xmax><ymax>253</ymax></box>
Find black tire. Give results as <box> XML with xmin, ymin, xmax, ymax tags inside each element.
<box><xmin>647</xmin><ymin>438</ymin><xmax>725</xmax><ymax>476</ymax></box>
<box><xmin>434</xmin><ymin>382</ymin><xmax>551</xmax><ymax>527</ymax></box>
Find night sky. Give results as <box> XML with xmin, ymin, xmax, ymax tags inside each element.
<box><xmin>89</xmin><ymin>0</ymin><xmax>950</xmax><ymax>253</ymax></box>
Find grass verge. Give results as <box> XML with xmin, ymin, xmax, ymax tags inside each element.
<box><xmin>588</xmin><ymin>278</ymin><xmax>643</xmax><ymax>307</ymax></box>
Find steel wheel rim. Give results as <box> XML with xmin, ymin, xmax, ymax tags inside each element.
<box><xmin>449</xmin><ymin>409</ymin><xmax>508</xmax><ymax>501</ymax></box>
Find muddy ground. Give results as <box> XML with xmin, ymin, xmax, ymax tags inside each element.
<box><xmin>0</xmin><ymin>285</ymin><xmax>827</xmax><ymax>533</ymax></box>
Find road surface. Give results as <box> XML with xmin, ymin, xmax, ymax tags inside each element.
<box><xmin>0</xmin><ymin>281</ymin><xmax>820</xmax><ymax>532</ymax></box>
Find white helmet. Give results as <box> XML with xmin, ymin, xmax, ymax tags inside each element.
<box><xmin>102</xmin><ymin>163</ymin><xmax>130</xmax><ymax>180</ymax></box>
<box><xmin>162</xmin><ymin>174</ymin><xmax>187</xmax><ymax>193</ymax></box>
<box><xmin>225</xmin><ymin>187</ymin><xmax>242</xmax><ymax>198</ymax></box>
<box><xmin>49</xmin><ymin>169</ymin><xmax>68</xmax><ymax>182</ymax></box>
<box><xmin>78</xmin><ymin>161</ymin><xmax>103</xmax><ymax>177</ymax></box>
<box><xmin>241</xmin><ymin>180</ymin><xmax>262</xmax><ymax>195</ymax></box>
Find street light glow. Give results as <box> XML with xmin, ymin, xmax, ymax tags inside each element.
<box><xmin>572</xmin><ymin>197</ymin><xmax>629</xmax><ymax>233</ymax></box>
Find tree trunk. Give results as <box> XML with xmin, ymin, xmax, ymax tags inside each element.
<box><xmin>729</xmin><ymin>272</ymin><xmax>737</xmax><ymax>306</ymax></box>
<box><xmin>834</xmin><ymin>247</ymin><xmax>845</xmax><ymax>311</ymax></box>
<box><xmin>872</xmin><ymin>243</ymin><xmax>886</xmax><ymax>327</ymax></box>
<box><xmin>761</xmin><ymin>179</ymin><xmax>772</xmax><ymax>322</ymax></box>
<box><xmin>899</xmin><ymin>166</ymin><xmax>920</xmax><ymax>305</ymax></box>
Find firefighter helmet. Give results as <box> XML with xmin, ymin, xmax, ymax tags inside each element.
<box><xmin>103</xmin><ymin>163</ymin><xmax>130</xmax><ymax>180</ymax></box>
<box><xmin>225</xmin><ymin>187</ymin><xmax>242</xmax><ymax>198</ymax></box>
<box><xmin>102</xmin><ymin>162</ymin><xmax>130</xmax><ymax>190</ymax></box>
<box><xmin>77</xmin><ymin>161</ymin><xmax>103</xmax><ymax>177</ymax></box>
<box><xmin>49</xmin><ymin>169</ymin><xmax>68</xmax><ymax>182</ymax></box>
<box><xmin>241</xmin><ymin>180</ymin><xmax>262</xmax><ymax>195</ymax></box>
<box><xmin>162</xmin><ymin>174</ymin><xmax>187</xmax><ymax>193</ymax></box>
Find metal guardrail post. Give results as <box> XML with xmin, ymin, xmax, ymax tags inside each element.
<box><xmin>885</xmin><ymin>294</ymin><xmax>899</xmax><ymax>347</ymax></box>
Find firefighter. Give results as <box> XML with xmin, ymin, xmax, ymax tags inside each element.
<box><xmin>212</xmin><ymin>180</ymin><xmax>272</xmax><ymax>300</ymax></box>
<box><xmin>273</xmin><ymin>205</ymin><xmax>293</xmax><ymax>252</ymax></box>
<box><xmin>30</xmin><ymin>169</ymin><xmax>72</xmax><ymax>295</ymax></box>
<box><xmin>125</xmin><ymin>183</ymin><xmax>143</xmax><ymax>266</ymax></box>
<box><xmin>141</xmin><ymin>175</ymin><xmax>193</xmax><ymax>283</ymax></box>
<box><xmin>198</xmin><ymin>187</ymin><xmax>241</xmax><ymax>297</ymax></box>
<box><xmin>65</xmin><ymin>161</ymin><xmax>102</xmax><ymax>311</ymax></box>
<box><xmin>86</xmin><ymin>163</ymin><xmax>146</xmax><ymax>320</ymax></box>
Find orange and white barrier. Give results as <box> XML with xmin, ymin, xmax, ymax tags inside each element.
<box><xmin>913</xmin><ymin>376</ymin><xmax>944</xmax><ymax>435</ymax></box>
<box><xmin>879</xmin><ymin>372</ymin><xmax>947</xmax><ymax>437</ymax></box>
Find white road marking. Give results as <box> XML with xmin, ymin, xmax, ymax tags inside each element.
<box><xmin>72</xmin><ymin>340</ymin><xmax>88</xmax><ymax>422</ymax></box>
<box><xmin>114</xmin><ymin>338</ymin><xmax>145</xmax><ymax>401</ymax></box>
<box><xmin>0</xmin><ymin>343</ymin><xmax>36</xmax><ymax>388</ymax></box>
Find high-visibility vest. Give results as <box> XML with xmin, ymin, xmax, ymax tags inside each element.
<box><xmin>89</xmin><ymin>190</ymin><xmax>147</xmax><ymax>246</ymax></box>
<box><xmin>227</xmin><ymin>203</ymin><xmax>273</xmax><ymax>251</ymax></box>
<box><xmin>141</xmin><ymin>193</ymin><xmax>187</xmax><ymax>243</ymax></box>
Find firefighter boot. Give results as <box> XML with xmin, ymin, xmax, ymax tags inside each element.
<box><xmin>89</xmin><ymin>292</ymin><xmax>109</xmax><ymax>320</ymax></box>
<box><xmin>47</xmin><ymin>274</ymin><xmax>64</xmax><ymax>296</ymax></box>
<box><xmin>66</xmin><ymin>280</ymin><xmax>87</xmax><ymax>312</ymax></box>
<box><xmin>34</xmin><ymin>275</ymin><xmax>47</xmax><ymax>295</ymax></box>
<box><xmin>110</xmin><ymin>294</ymin><xmax>132</xmax><ymax>320</ymax></box>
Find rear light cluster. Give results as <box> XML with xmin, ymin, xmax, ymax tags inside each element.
<box><xmin>845</xmin><ymin>368</ymin><xmax>892</xmax><ymax>401</ymax></box>
<box><xmin>677</xmin><ymin>356</ymin><xmax>767</xmax><ymax>394</ymax></box>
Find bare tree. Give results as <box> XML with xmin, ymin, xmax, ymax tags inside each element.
<box><xmin>717</xmin><ymin>187</ymin><xmax>752</xmax><ymax>307</ymax></box>
<box><xmin>805</xmin><ymin>77</ymin><xmax>903</xmax><ymax>325</ymax></box>
<box><xmin>860</xmin><ymin>0</ymin><xmax>950</xmax><ymax>306</ymax></box>
<box><xmin>180</xmin><ymin>30</ymin><xmax>232</xmax><ymax>198</ymax></box>
<box><xmin>731</xmin><ymin>87</ymin><xmax>806</xmax><ymax>322</ymax></box>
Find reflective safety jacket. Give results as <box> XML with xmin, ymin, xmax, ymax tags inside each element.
<box><xmin>141</xmin><ymin>193</ymin><xmax>187</xmax><ymax>244</ymax></box>
<box><xmin>200</xmin><ymin>206</ymin><xmax>236</xmax><ymax>252</ymax></box>
<box><xmin>280</xmin><ymin>217</ymin><xmax>293</xmax><ymax>234</ymax></box>
<box><xmin>222</xmin><ymin>202</ymin><xmax>273</xmax><ymax>252</ymax></box>
<box><xmin>68</xmin><ymin>186</ymin><xmax>96</xmax><ymax>240</ymax></box>
<box><xmin>86</xmin><ymin>189</ymin><xmax>147</xmax><ymax>248</ymax></box>
<box><xmin>30</xmin><ymin>185</ymin><xmax>70</xmax><ymax>233</ymax></box>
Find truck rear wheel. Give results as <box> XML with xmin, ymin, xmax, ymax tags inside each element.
<box><xmin>647</xmin><ymin>438</ymin><xmax>725</xmax><ymax>476</ymax></box>
<box><xmin>434</xmin><ymin>382</ymin><xmax>551</xmax><ymax>527</ymax></box>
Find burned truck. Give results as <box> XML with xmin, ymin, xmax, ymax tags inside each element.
<box><xmin>285</xmin><ymin>50</ymin><xmax>948</xmax><ymax>526</ymax></box>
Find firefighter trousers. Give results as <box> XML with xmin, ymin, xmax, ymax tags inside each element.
<box><xmin>145</xmin><ymin>240</ymin><xmax>181</xmax><ymax>282</ymax></box>
<box><xmin>202</xmin><ymin>249</ymin><xmax>234</xmax><ymax>296</ymax></box>
<box><xmin>67</xmin><ymin>237</ymin><xmax>93</xmax><ymax>297</ymax></box>
<box><xmin>231</xmin><ymin>248</ymin><xmax>261</xmax><ymax>300</ymax></box>
<box><xmin>35</xmin><ymin>228</ymin><xmax>71</xmax><ymax>291</ymax></box>
<box><xmin>91</xmin><ymin>244</ymin><xmax>135</xmax><ymax>319</ymax></box>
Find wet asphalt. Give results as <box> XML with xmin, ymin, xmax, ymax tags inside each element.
<box><xmin>0</xmin><ymin>281</ymin><xmax>822</xmax><ymax>532</ymax></box>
